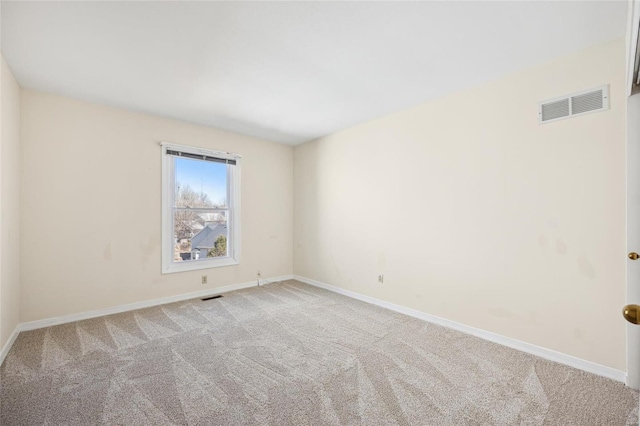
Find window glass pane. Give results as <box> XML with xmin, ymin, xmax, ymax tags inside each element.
<box><xmin>174</xmin><ymin>210</ymin><xmax>228</xmax><ymax>262</ymax></box>
<box><xmin>174</xmin><ymin>157</ymin><xmax>227</xmax><ymax>208</ymax></box>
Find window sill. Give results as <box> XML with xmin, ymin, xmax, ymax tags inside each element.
<box><xmin>162</xmin><ymin>257</ymin><xmax>239</xmax><ymax>274</ymax></box>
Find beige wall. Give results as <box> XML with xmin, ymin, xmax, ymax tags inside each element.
<box><xmin>20</xmin><ymin>90</ymin><xmax>293</xmax><ymax>322</ymax></box>
<box><xmin>294</xmin><ymin>38</ymin><xmax>627</xmax><ymax>370</ymax></box>
<box><xmin>1</xmin><ymin>54</ymin><xmax>21</xmax><ymax>348</ymax></box>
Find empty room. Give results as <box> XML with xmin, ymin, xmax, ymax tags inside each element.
<box><xmin>2</xmin><ymin>0</ymin><xmax>640</xmax><ymax>424</ymax></box>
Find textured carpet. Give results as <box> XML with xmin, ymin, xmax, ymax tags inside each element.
<box><xmin>0</xmin><ymin>280</ymin><xmax>637</xmax><ymax>425</ymax></box>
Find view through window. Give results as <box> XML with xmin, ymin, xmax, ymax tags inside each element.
<box><xmin>174</xmin><ymin>157</ymin><xmax>229</xmax><ymax>262</ymax></box>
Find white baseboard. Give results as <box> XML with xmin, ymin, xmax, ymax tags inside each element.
<box><xmin>0</xmin><ymin>326</ymin><xmax>21</xmax><ymax>366</ymax></box>
<box><xmin>293</xmin><ymin>274</ymin><xmax>627</xmax><ymax>384</ymax></box>
<box><xmin>18</xmin><ymin>274</ymin><xmax>294</xmax><ymax>333</ymax></box>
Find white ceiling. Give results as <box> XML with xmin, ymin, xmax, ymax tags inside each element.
<box><xmin>1</xmin><ymin>1</ymin><xmax>627</xmax><ymax>145</ymax></box>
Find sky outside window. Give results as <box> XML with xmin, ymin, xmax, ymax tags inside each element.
<box><xmin>175</xmin><ymin>157</ymin><xmax>227</xmax><ymax>206</ymax></box>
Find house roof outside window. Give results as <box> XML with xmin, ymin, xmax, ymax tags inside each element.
<box><xmin>191</xmin><ymin>223</ymin><xmax>227</xmax><ymax>251</ymax></box>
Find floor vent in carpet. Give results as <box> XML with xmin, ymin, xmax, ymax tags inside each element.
<box><xmin>201</xmin><ymin>295</ymin><xmax>223</xmax><ymax>301</ymax></box>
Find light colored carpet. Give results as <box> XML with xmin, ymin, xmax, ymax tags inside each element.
<box><xmin>0</xmin><ymin>279</ymin><xmax>637</xmax><ymax>425</ymax></box>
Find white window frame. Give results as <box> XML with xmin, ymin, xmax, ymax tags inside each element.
<box><xmin>161</xmin><ymin>142</ymin><xmax>241</xmax><ymax>274</ymax></box>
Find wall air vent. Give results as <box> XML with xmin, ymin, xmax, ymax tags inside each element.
<box><xmin>541</xmin><ymin>99</ymin><xmax>569</xmax><ymax>122</ymax></box>
<box><xmin>538</xmin><ymin>85</ymin><xmax>609</xmax><ymax>124</ymax></box>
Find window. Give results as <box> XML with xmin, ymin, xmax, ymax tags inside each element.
<box><xmin>161</xmin><ymin>143</ymin><xmax>241</xmax><ymax>273</ymax></box>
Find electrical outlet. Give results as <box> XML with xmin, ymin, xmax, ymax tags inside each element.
<box><xmin>202</xmin><ymin>275</ymin><xmax>208</xmax><ymax>285</ymax></box>
<box><xmin>378</xmin><ymin>274</ymin><xmax>384</xmax><ymax>284</ymax></box>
